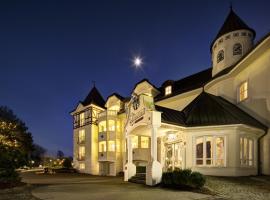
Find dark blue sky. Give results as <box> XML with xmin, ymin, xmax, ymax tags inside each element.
<box><xmin>1</xmin><ymin>0</ymin><xmax>270</xmax><ymax>156</ymax></box>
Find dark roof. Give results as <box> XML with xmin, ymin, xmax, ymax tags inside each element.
<box><xmin>155</xmin><ymin>105</ymin><xmax>185</xmax><ymax>126</ymax></box>
<box><xmin>82</xmin><ymin>86</ymin><xmax>105</xmax><ymax>108</ymax></box>
<box><xmin>210</xmin><ymin>8</ymin><xmax>256</xmax><ymax>50</ymax></box>
<box><xmin>155</xmin><ymin>68</ymin><xmax>212</xmax><ymax>101</ymax></box>
<box><xmin>156</xmin><ymin>92</ymin><xmax>267</xmax><ymax>131</ymax></box>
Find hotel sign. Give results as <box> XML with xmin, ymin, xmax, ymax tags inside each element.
<box><xmin>125</xmin><ymin>93</ymin><xmax>154</xmax><ymax>131</ymax></box>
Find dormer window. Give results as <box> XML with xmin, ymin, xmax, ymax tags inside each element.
<box><xmin>165</xmin><ymin>86</ymin><xmax>172</xmax><ymax>96</ymax></box>
<box><xmin>217</xmin><ymin>50</ymin><xmax>224</xmax><ymax>63</ymax></box>
<box><xmin>233</xmin><ymin>43</ymin><xmax>242</xmax><ymax>55</ymax></box>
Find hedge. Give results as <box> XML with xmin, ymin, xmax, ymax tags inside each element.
<box><xmin>161</xmin><ymin>169</ymin><xmax>205</xmax><ymax>189</ymax></box>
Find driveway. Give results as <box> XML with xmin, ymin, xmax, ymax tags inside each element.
<box><xmin>21</xmin><ymin>172</ymin><xmax>211</xmax><ymax>200</ymax></box>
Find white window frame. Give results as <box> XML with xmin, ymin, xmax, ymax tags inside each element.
<box><xmin>238</xmin><ymin>80</ymin><xmax>249</xmax><ymax>102</ymax></box>
<box><xmin>194</xmin><ymin>135</ymin><xmax>226</xmax><ymax>167</ymax></box>
<box><xmin>240</xmin><ymin>136</ymin><xmax>255</xmax><ymax>167</ymax></box>
<box><xmin>79</xmin><ymin>112</ymin><xmax>85</xmax><ymax>126</ymax></box>
<box><xmin>165</xmin><ymin>86</ymin><xmax>172</xmax><ymax>96</ymax></box>
<box><xmin>79</xmin><ymin>163</ymin><xmax>85</xmax><ymax>170</ymax></box>
<box><xmin>78</xmin><ymin>129</ymin><xmax>85</xmax><ymax>143</ymax></box>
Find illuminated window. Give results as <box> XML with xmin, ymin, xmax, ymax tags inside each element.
<box><xmin>165</xmin><ymin>86</ymin><xmax>172</xmax><ymax>96</ymax></box>
<box><xmin>215</xmin><ymin>137</ymin><xmax>225</xmax><ymax>166</ymax></box>
<box><xmin>140</xmin><ymin>136</ymin><xmax>149</xmax><ymax>148</ymax></box>
<box><xmin>206</xmin><ymin>137</ymin><xmax>213</xmax><ymax>165</ymax></box>
<box><xmin>78</xmin><ymin>146</ymin><xmax>85</xmax><ymax>160</ymax></box>
<box><xmin>240</xmin><ymin>137</ymin><xmax>254</xmax><ymax>166</ymax></box>
<box><xmin>108</xmin><ymin>141</ymin><xmax>115</xmax><ymax>152</ymax></box>
<box><xmin>233</xmin><ymin>43</ymin><xmax>242</xmax><ymax>55</ymax></box>
<box><xmin>239</xmin><ymin>81</ymin><xmax>248</xmax><ymax>102</ymax></box>
<box><xmin>109</xmin><ymin>105</ymin><xmax>120</xmax><ymax>111</ymax></box>
<box><xmin>196</xmin><ymin>137</ymin><xmax>203</xmax><ymax>165</ymax></box>
<box><xmin>116</xmin><ymin>121</ymin><xmax>121</xmax><ymax>132</ymax></box>
<box><xmin>132</xmin><ymin>136</ymin><xmax>138</xmax><ymax>148</ymax></box>
<box><xmin>116</xmin><ymin>139</ymin><xmax>120</xmax><ymax>152</ymax></box>
<box><xmin>217</xmin><ymin>50</ymin><xmax>224</xmax><ymax>63</ymax></box>
<box><xmin>78</xmin><ymin>129</ymin><xmax>85</xmax><ymax>143</ymax></box>
<box><xmin>99</xmin><ymin>141</ymin><xmax>106</xmax><ymax>152</ymax></box>
<box><xmin>195</xmin><ymin>136</ymin><xmax>225</xmax><ymax>166</ymax></box>
<box><xmin>79</xmin><ymin>163</ymin><xmax>85</xmax><ymax>170</ymax></box>
<box><xmin>108</xmin><ymin>120</ymin><xmax>115</xmax><ymax>131</ymax></box>
<box><xmin>79</xmin><ymin>112</ymin><xmax>85</xmax><ymax>126</ymax></box>
<box><xmin>98</xmin><ymin>121</ymin><xmax>106</xmax><ymax>132</ymax></box>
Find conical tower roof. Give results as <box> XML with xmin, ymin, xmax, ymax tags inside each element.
<box><xmin>211</xmin><ymin>8</ymin><xmax>256</xmax><ymax>49</ymax></box>
<box><xmin>82</xmin><ymin>86</ymin><xmax>105</xmax><ymax>108</ymax></box>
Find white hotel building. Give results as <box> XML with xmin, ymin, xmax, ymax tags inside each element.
<box><xmin>70</xmin><ymin>9</ymin><xmax>270</xmax><ymax>185</ymax></box>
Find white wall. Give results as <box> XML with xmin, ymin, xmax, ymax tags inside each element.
<box><xmin>185</xmin><ymin>125</ymin><xmax>263</xmax><ymax>176</ymax></box>
<box><xmin>212</xmin><ymin>30</ymin><xmax>254</xmax><ymax>76</ymax></box>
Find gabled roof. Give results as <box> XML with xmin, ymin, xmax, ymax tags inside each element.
<box><xmin>155</xmin><ymin>68</ymin><xmax>212</xmax><ymax>101</ymax></box>
<box><xmin>156</xmin><ymin>92</ymin><xmax>267</xmax><ymax>131</ymax></box>
<box><xmin>82</xmin><ymin>86</ymin><xmax>105</xmax><ymax>108</ymax></box>
<box><xmin>106</xmin><ymin>93</ymin><xmax>125</xmax><ymax>101</ymax></box>
<box><xmin>210</xmin><ymin>8</ymin><xmax>256</xmax><ymax>50</ymax></box>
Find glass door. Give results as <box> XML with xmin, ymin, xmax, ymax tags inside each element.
<box><xmin>165</xmin><ymin>142</ymin><xmax>183</xmax><ymax>171</ymax></box>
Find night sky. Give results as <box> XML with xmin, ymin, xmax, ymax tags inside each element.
<box><xmin>1</xmin><ymin>0</ymin><xmax>270</xmax><ymax>156</ymax></box>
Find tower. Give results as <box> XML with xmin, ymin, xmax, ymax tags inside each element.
<box><xmin>71</xmin><ymin>86</ymin><xmax>105</xmax><ymax>174</ymax></box>
<box><xmin>211</xmin><ymin>8</ymin><xmax>256</xmax><ymax>76</ymax></box>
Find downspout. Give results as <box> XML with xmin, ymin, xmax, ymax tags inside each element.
<box><xmin>258</xmin><ymin>128</ymin><xmax>268</xmax><ymax>175</ymax></box>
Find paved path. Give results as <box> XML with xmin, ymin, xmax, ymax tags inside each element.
<box><xmin>21</xmin><ymin>172</ymin><xmax>211</xmax><ymax>200</ymax></box>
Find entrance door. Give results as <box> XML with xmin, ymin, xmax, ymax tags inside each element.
<box><xmin>165</xmin><ymin>142</ymin><xmax>184</xmax><ymax>171</ymax></box>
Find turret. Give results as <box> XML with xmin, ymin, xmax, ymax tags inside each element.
<box><xmin>211</xmin><ymin>8</ymin><xmax>256</xmax><ymax>76</ymax></box>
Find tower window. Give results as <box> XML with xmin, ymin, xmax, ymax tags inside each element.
<box><xmin>233</xmin><ymin>32</ymin><xmax>239</xmax><ymax>37</ymax></box>
<box><xmin>233</xmin><ymin>43</ymin><xmax>242</xmax><ymax>55</ymax></box>
<box><xmin>165</xmin><ymin>86</ymin><xmax>172</xmax><ymax>96</ymax></box>
<box><xmin>217</xmin><ymin>50</ymin><xmax>224</xmax><ymax>63</ymax></box>
<box><xmin>225</xmin><ymin>35</ymin><xmax>231</xmax><ymax>40</ymax></box>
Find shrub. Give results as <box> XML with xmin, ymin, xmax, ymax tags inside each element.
<box><xmin>190</xmin><ymin>171</ymin><xmax>206</xmax><ymax>189</ymax></box>
<box><xmin>62</xmin><ymin>158</ymin><xmax>72</xmax><ymax>168</ymax></box>
<box><xmin>161</xmin><ymin>172</ymin><xmax>173</xmax><ymax>187</ymax></box>
<box><xmin>161</xmin><ymin>169</ymin><xmax>205</xmax><ymax>189</ymax></box>
<box><xmin>173</xmin><ymin>169</ymin><xmax>192</xmax><ymax>187</ymax></box>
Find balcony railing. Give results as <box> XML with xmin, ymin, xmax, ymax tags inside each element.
<box><xmin>98</xmin><ymin>110</ymin><xmax>118</xmax><ymax>118</ymax></box>
<box><xmin>77</xmin><ymin>155</ymin><xmax>85</xmax><ymax>161</ymax></box>
<box><xmin>77</xmin><ymin>139</ymin><xmax>85</xmax><ymax>144</ymax></box>
<box><xmin>98</xmin><ymin>151</ymin><xmax>116</xmax><ymax>161</ymax></box>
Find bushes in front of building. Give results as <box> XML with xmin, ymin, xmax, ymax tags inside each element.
<box><xmin>161</xmin><ymin>169</ymin><xmax>206</xmax><ymax>189</ymax></box>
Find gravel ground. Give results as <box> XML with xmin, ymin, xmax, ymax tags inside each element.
<box><xmin>1</xmin><ymin>172</ymin><xmax>270</xmax><ymax>200</ymax></box>
<box><xmin>0</xmin><ymin>184</ymin><xmax>39</xmax><ymax>200</ymax></box>
<box><xmin>205</xmin><ymin>176</ymin><xmax>270</xmax><ymax>200</ymax></box>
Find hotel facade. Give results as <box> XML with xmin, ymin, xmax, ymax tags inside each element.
<box><xmin>70</xmin><ymin>9</ymin><xmax>270</xmax><ymax>185</ymax></box>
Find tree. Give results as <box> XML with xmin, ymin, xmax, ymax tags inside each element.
<box><xmin>30</xmin><ymin>144</ymin><xmax>46</xmax><ymax>167</ymax></box>
<box><xmin>62</xmin><ymin>158</ymin><xmax>72</xmax><ymax>168</ymax></box>
<box><xmin>57</xmin><ymin>150</ymin><xmax>64</xmax><ymax>159</ymax></box>
<box><xmin>0</xmin><ymin>106</ymin><xmax>34</xmax><ymax>183</ymax></box>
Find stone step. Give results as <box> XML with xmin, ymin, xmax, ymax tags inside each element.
<box><xmin>128</xmin><ymin>173</ymin><xmax>146</xmax><ymax>185</ymax></box>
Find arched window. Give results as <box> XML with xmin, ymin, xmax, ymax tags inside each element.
<box><xmin>233</xmin><ymin>43</ymin><xmax>242</xmax><ymax>55</ymax></box>
<box><xmin>217</xmin><ymin>50</ymin><xmax>224</xmax><ymax>63</ymax></box>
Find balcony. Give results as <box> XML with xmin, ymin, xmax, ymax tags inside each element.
<box><xmin>98</xmin><ymin>110</ymin><xmax>118</xmax><ymax>119</ymax></box>
<box><xmin>98</xmin><ymin>131</ymin><xmax>116</xmax><ymax>141</ymax></box>
<box><xmin>77</xmin><ymin>139</ymin><xmax>85</xmax><ymax>144</ymax></box>
<box><xmin>98</xmin><ymin>151</ymin><xmax>116</xmax><ymax>162</ymax></box>
<box><xmin>77</xmin><ymin>155</ymin><xmax>85</xmax><ymax>161</ymax></box>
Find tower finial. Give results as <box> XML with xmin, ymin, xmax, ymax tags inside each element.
<box><xmin>230</xmin><ymin>2</ymin><xmax>233</xmax><ymax>11</ymax></box>
<box><xmin>92</xmin><ymin>80</ymin><xmax>96</xmax><ymax>87</ymax></box>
